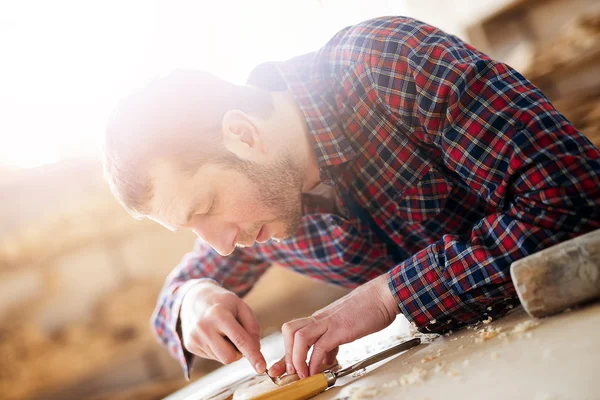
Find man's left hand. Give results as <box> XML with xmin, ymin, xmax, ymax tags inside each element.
<box><xmin>267</xmin><ymin>273</ymin><xmax>400</xmax><ymax>379</ymax></box>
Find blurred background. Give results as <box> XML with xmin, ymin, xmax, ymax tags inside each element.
<box><xmin>1</xmin><ymin>0</ymin><xmax>599</xmax><ymax>399</ymax></box>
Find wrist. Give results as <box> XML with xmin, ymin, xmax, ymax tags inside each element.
<box><xmin>374</xmin><ymin>274</ymin><xmax>400</xmax><ymax>317</ymax></box>
<box><xmin>181</xmin><ymin>280</ymin><xmax>220</xmax><ymax>314</ymax></box>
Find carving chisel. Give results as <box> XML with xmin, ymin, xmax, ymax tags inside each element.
<box><xmin>252</xmin><ymin>337</ymin><xmax>421</xmax><ymax>400</ymax></box>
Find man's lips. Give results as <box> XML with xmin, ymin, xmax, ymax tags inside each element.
<box><xmin>256</xmin><ymin>224</ymin><xmax>270</xmax><ymax>243</ymax></box>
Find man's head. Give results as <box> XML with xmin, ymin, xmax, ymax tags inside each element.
<box><xmin>103</xmin><ymin>69</ymin><xmax>312</xmax><ymax>256</ymax></box>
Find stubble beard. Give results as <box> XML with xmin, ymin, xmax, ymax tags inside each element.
<box><xmin>244</xmin><ymin>150</ymin><xmax>304</xmax><ymax>241</ymax></box>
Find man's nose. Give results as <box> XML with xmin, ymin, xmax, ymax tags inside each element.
<box><xmin>191</xmin><ymin>220</ymin><xmax>239</xmax><ymax>256</ymax></box>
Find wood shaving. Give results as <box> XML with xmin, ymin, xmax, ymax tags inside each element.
<box><xmin>477</xmin><ymin>326</ymin><xmax>503</xmax><ymax>341</ymax></box>
<box><xmin>414</xmin><ymin>332</ymin><xmax>441</xmax><ymax>343</ymax></box>
<box><xmin>420</xmin><ymin>349</ymin><xmax>442</xmax><ymax>363</ymax></box>
<box><xmin>463</xmin><ymin>360</ymin><xmax>470</xmax><ymax>366</ymax></box>
<box><xmin>458</xmin><ymin>345</ymin><xmax>464</xmax><ymax>350</ymax></box>
<box><xmin>511</xmin><ymin>320</ymin><xmax>540</xmax><ymax>334</ymax></box>
<box><xmin>274</xmin><ymin>373</ymin><xmax>299</xmax><ymax>386</ymax></box>
<box><xmin>398</xmin><ymin>367</ymin><xmax>427</xmax><ymax>385</ymax></box>
<box><xmin>351</xmin><ymin>368</ymin><xmax>367</xmax><ymax>378</ymax></box>
<box><xmin>348</xmin><ymin>387</ymin><xmax>380</xmax><ymax>399</ymax></box>
<box><xmin>382</xmin><ymin>379</ymin><xmax>399</xmax><ymax>389</ymax></box>
<box><xmin>445</xmin><ymin>370</ymin><xmax>459</xmax><ymax>377</ymax></box>
<box><xmin>482</xmin><ymin>316</ymin><xmax>493</xmax><ymax>324</ymax></box>
<box><xmin>420</xmin><ymin>355</ymin><xmax>438</xmax><ymax>363</ymax></box>
<box><xmin>232</xmin><ymin>376</ymin><xmax>278</xmax><ymax>400</ymax></box>
<box><xmin>490</xmin><ymin>352</ymin><xmax>499</xmax><ymax>360</ymax></box>
<box><xmin>434</xmin><ymin>362</ymin><xmax>446</xmax><ymax>373</ymax></box>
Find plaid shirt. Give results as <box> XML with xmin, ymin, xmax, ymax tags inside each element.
<box><xmin>151</xmin><ymin>17</ymin><xmax>600</xmax><ymax>378</ymax></box>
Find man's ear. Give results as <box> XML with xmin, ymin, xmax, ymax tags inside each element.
<box><xmin>221</xmin><ymin>110</ymin><xmax>266</xmax><ymax>161</ymax></box>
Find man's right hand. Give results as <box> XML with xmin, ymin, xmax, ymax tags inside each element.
<box><xmin>180</xmin><ymin>281</ymin><xmax>266</xmax><ymax>374</ymax></box>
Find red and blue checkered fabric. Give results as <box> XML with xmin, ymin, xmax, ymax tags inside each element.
<box><xmin>151</xmin><ymin>17</ymin><xmax>600</xmax><ymax>377</ymax></box>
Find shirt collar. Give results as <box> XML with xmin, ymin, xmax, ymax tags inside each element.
<box><xmin>247</xmin><ymin>56</ymin><xmax>356</xmax><ymax>174</ymax></box>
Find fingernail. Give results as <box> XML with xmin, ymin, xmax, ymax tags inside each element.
<box><xmin>255</xmin><ymin>360</ymin><xmax>266</xmax><ymax>373</ymax></box>
<box><xmin>286</xmin><ymin>363</ymin><xmax>294</xmax><ymax>375</ymax></box>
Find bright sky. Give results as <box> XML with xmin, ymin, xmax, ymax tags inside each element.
<box><xmin>0</xmin><ymin>0</ymin><xmax>406</xmax><ymax>169</ymax></box>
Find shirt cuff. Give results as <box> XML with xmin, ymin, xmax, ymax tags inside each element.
<box><xmin>387</xmin><ymin>242</ymin><xmax>516</xmax><ymax>334</ymax></box>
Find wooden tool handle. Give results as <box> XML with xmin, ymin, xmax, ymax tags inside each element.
<box><xmin>511</xmin><ymin>229</ymin><xmax>600</xmax><ymax>318</ymax></box>
<box><xmin>251</xmin><ymin>373</ymin><xmax>329</xmax><ymax>400</ymax></box>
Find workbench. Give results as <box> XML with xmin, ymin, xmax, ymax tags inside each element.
<box><xmin>165</xmin><ymin>302</ymin><xmax>599</xmax><ymax>400</ymax></box>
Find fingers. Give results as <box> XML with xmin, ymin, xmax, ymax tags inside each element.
<box><xmin>237</xmin><ymin>301</ymin><xmax>261</xmax><ymax>339</ymax></box>
<box><xmin>183</xmin><ymin>331</ymin><xmax>215</xmax><ymax>360</ymax></box>
<box><xmin>209</xmin><ymin>333</ymin><xmax>244</xmax><ymax>364</ymax></box>
<box><xmin>268</xmin><ymin>357</ymin><xmax>287</xmax><ymax>378</ymax></box>
<box><xmin>310</xmin><ymin>343</ymin><xmax>339</xmax><ymax>376</ymax></box>
<box><xmin>292</xmin><ymin>319</ymin><xmax>328</xmax><ymax>379</ymax></box>
<box><xmin>281</xmin><ymin>318</ymin><xmax>314</xmax><ymax>376</ymax></box>
<box><xmin>323</xmin><ymin>347</ymin><xmax>339</xmax><ymax>368</ymax></box>
<box><xmin>220</xmin><ymin>313</ymin><xmax>266</xmax><ymax>373</ymax></box>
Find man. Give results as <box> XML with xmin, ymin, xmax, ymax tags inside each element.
<box><xmin>103</xmin><ymin>16</ymin><xmax>600</xmax><ymax>381</ymax></box>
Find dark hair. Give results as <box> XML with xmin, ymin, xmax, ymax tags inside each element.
<box><xmin>102</xmin><ymin>69</ymin><xmax>274</xmax><ymax>219</ymax></box>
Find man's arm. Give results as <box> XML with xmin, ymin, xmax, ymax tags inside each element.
<box><xmin>150</xmin><ymin>238</ymin><xmax>271</xmax><ymax>378</ymax></box>
<box><xmin>366</xmin><ymin>22</ymin><xmax>600</xmax><ymax>332</ymax></box>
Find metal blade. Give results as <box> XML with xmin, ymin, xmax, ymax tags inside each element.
<box><xmin>336</xmin><ymin>337</ymin><xmax>421</xmax><ymax>378</ymax></box>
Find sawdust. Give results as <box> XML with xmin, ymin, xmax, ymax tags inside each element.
<box><xmin>398</xmin><ymin>367</ymin><xmax>427</xmax><ymax>385</ymax></box>
<box><xmin>512</xmin><ymin>320</ymin><xmax>540</xmax><ymax>336</ymax></box>
<box><xmin>348</xmin><ymin>386</ymin><xmax>380</xmax><ymax>399</ymax></box>
<box><xmin>381</xmin><ymin>367</ymin><xmax>429</xmax><ymax>389</ymax></box>
<box><xmin>476</xmin><ymin>326</ymin><xmax>503</xmax><ymax>342</ymax></box>
<box><xmin>351</xmin><ymin>368</ymin><xmax>367</xmax><ymax>378</ymax></box>
<box><xmin>232</xmin><ymin>376</ymin><xmax>278</xmax><ymax>400</ymax></box>
<box><xmin>420</xmin><ymin>352</ymin><xmax>440</xmax><ymax>363</ymax></box>
<box><xmin>470</xmin><ymin>319</ymin><xmax>539</xmax><ymax>345</ymax></box>
<box><xmin>430</xmin><ymin>361</ymin><xmax>461</xmax><ymax>379</ymax></box>
<box><xmin>406</xmin><ymin>322</ymin><xmax>441</xmax><ymax>343</ymax></box>
<box><xmin>433</xmin><ymin>362</ymin><xmax>446</xmax><ymax>373</ymax></box>
<box><xmin>382</xmin><ymin>379</ymin><xmax>399</xmax><ymax>389</ymax></box>
<box><xmin>421</xmin><ymin>348</ymin><xmax>444</xmax><ymax>363</ymax></box>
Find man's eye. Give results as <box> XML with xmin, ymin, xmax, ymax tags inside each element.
<box><xmin>206</xmin><ymin>199</ymin><xmax>217</xmax><ymax>214</ymax></box>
